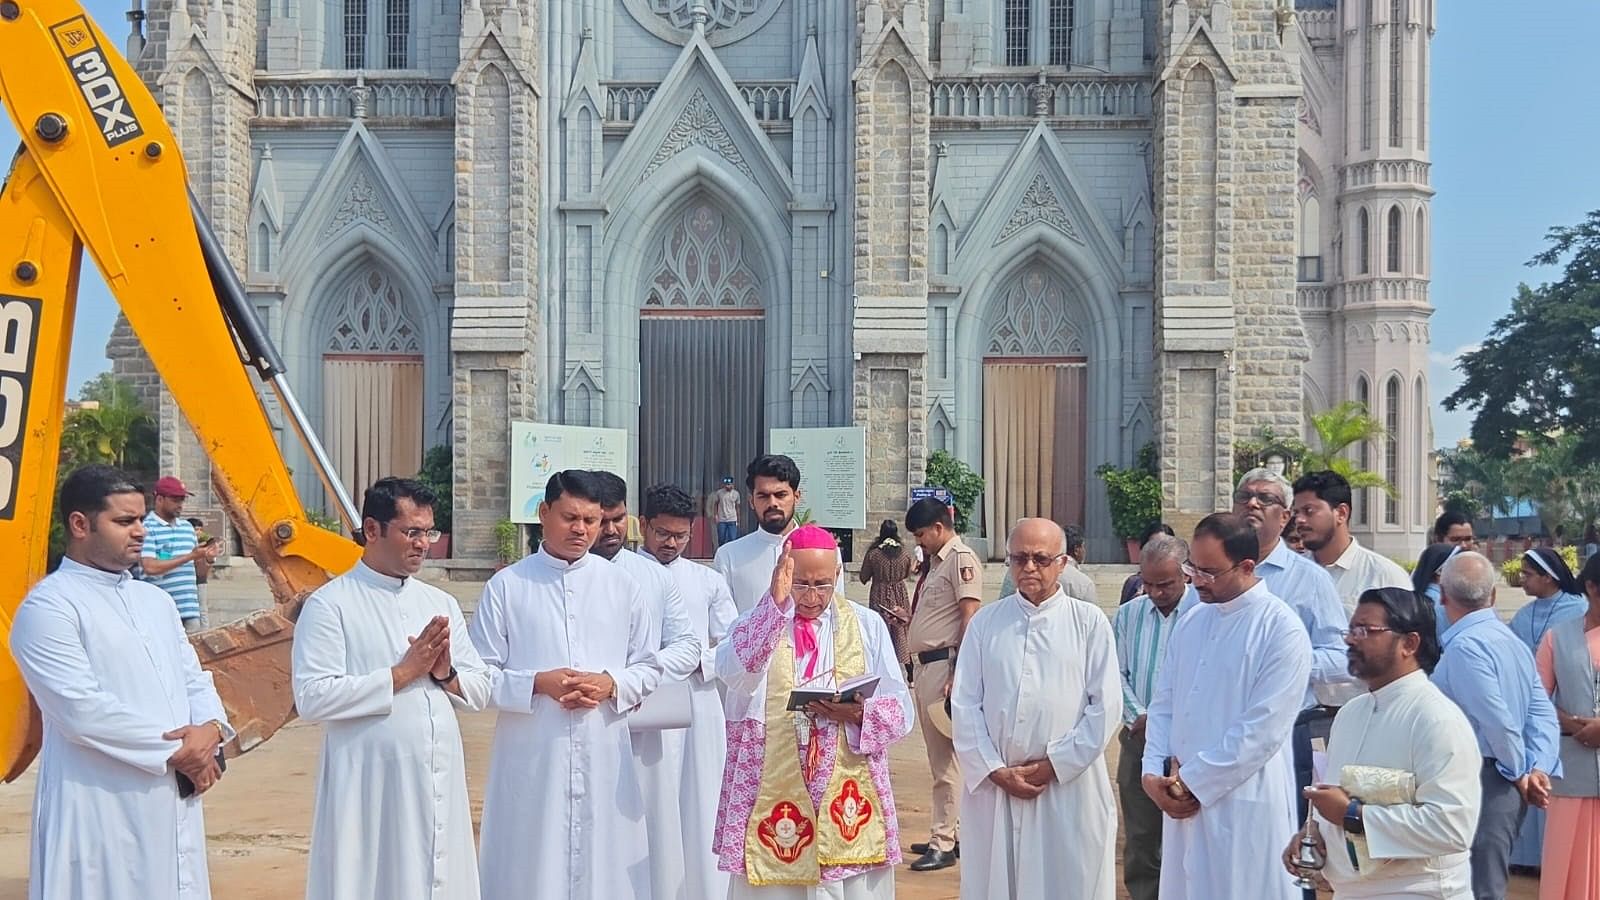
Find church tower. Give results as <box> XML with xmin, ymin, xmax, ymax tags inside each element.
<box><xmin>1152</xmin><ymin>0</ymin><xmax>1309</xmax><ymax>528</ymax></box>
<box><xmin>1333</xmin><ymin>0</ymin><xmax>1434</xmax><ymax>553</ymax></box>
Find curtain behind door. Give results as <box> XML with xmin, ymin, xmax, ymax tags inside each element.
<box><xmin>982</xmin><ymin>362</ymin><xmax>1087</xmax><ymax>554</ymax></box>
<box><xmin>640</xmin><ymin>315</ymin><xmax>764</xmax><ymax>558</ymax></box>
<box><xmin>323</xmin><ymin>356</ymin><xmax>425</xmax><ymax>509</ymax></box>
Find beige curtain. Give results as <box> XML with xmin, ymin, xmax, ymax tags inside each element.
<box><xmin>323</xmin><ymin>357</ymin><xmax>425</xmax><ymax>505</ymax></box>
<box><xmin>983</xmin><ymin>363</ymin><xmax>1088</xmax><ymax>553</ymax></box>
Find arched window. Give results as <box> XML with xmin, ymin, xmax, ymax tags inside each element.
<box><xmin>1386</xmin><ymin>205</ymin><xmax>1403</xmax><ymax>273</ymax></box>
<box><xmin>1002</xmin><ymin>0</ymin><xmax>1075</xmax><ymax>66</ymax></box>
<box><xmin>1389</xmin><ymin>0</ymin><xmax>1404</xmax><ymax>146</ymax></box>
<box><xmin>1298</xmin><ymin>194</ymin><xmax>1322</xmax><ymax>282</ymax></box>
<box><xmin>1355</xmin><ymin>376</ymin><xmax>1371</xmax><ymax>525</ymax></box>
<box><xmin>1357</xmin><ymin>208</ymin><xmax>1370</xmax><ymax>275</ymax></box>
<box><xmin>1414</xmin><ymin>376</ymin><xmax>1428</xmax><ymax>522</ymax></box>
<box><xmin>385</xmin><ymin>0</ymin><xmax>410</xmax><ymax>68</ymax></box>
<box><xmin>932</xmin><ymin>223</ymin><xmax>950</xmax><ymax>276</ymax></box>
<box><xmin>342</xmin><ymin>0</ymin><xmax>367</xmax><ymax>68</ymax></box>
<box><xmin>1385</xmin><ymin>375</ymin><xmax>1401</xmax><ymax>524</ymax></box>
<box><xmin>255</xmin><ymin>223</ymin><xmax>271</xmax><ymax>272</ymax></box>
<box><xmin>1414</xmin><ymin>208</ymin><xmax>1426</xmax><ymax>275</ymax></box>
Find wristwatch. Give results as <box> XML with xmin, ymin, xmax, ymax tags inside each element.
<box><xmin>1343</xmin><ymin>798</ymin><xmax>1365</xmax><ymax>835</ymax></box>
<box><xmin>430</xmin><ymin>666</ymin><xmax>458</xmax><ymax>686</ymax></box>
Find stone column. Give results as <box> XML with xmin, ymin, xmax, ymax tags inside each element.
<box><xmin>1152</xmin><ymin>0</ymin><xmax>1306</xmax><ymax>524</ymax></box>
<box><xmin>851</xmin><ymin>2</ymin><xmax>932</xmax><ymax>543</ymax></box>
<box><xmin>449</xmin><ymin>2</ymin><xmax>542</xmax><ymax>560</ymax></box>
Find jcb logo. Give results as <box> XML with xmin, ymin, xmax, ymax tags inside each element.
<box><xmin>0</xmin><ymin>296</ymin><xmax>41</xmax><ymax>521</ymax></box>
<box><xmin>50</xmin><ymin>16</ymin><xmax>143</xmax><ymax>148</ymax></box>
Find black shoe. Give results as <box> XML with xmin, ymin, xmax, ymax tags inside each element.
<box><xmin>908</xmin><ymin>848</ymin><xmax>958</xmax><ymax>871</ymax></box>
<box><xmin>908</xmin><ymin>841</ymin><xmax>960</xmax><ymax>857</ymax></box>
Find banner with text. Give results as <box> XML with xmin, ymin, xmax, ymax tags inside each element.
<box><xmin>509</xmin><ymin>422</ymin><xmax>629</xmax><ymax>523</ymax></box>
<box><xmin>768</xmin><ymin>427</ymin><xmax>867</xmax><ymax>530</ymax></box>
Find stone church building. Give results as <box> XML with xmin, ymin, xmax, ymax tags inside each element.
<box><xmin>109</xmin><ymin>0</ymin><xmax>1436</xmax><ymax>562</ymax></box>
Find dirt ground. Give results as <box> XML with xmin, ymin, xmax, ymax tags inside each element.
<box><xmin>0</xmin><ymin>563</ymin><xmax>1542</xmax><ymax>899</ymax></box>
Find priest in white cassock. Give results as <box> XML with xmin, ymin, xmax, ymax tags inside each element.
<box><xmin>587</xmin><ymin>473</ymin><xmax>706</xmax><ymax>900</ymax></box>
<box><xmin>10</xmin><ymin>465</ymin><xmax>234</xmax><ymax>900</ymax></box>
<box><xmin>641</xmin><ymin>483</ymin><xmax>741</xmax><ymax>900</ymax></box>
<box><xmin>1142</xmin><ymin>512</ymin><xmax>1313</xmax><ymax>900</ymax></box>
<box><xmin>469</xmin><ymin>470</ymin><xmax>664</xmax><ymax>900</ymax></box>
<box><xmin>1281</xmin><ymin>587</ymin><xmax>1481</xmax><ymax>900</ymax></box>
<box><xmin>953</xmin><ymin>518</ymin><xmax>1122</xmax><ymax>899</ymax></box>
<box><xmin>714</xmin><ymin>454</ymin><xmax>843</xmax><ymax>613</ymax></box>
<box><xmin>292</xmin><ymin>476</ymin><xmax>492</xmax><ymax>900</ymax></box>
<box><xmin>714</xmin><ymin>525</ymin><xmax>913</xmax><ymax>899</ymax></box>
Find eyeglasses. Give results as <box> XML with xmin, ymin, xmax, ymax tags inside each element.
<box><xmin>648</xmin><ymin>525</ymin><xmax>691</xmax><ymax>544</ymax></box>
<box><xmin>1343</xmin><ymin>624</ymin><xmax>1395</xmax><ymax>640</ymax></box>
<box><xmin>392</xmin><ymin>527</ymin><xmax>443</xmax><ymax>545</ymax></box>
<box><xmin>1234</xmin><ymin>489</ymin><xmax>1286</xmax><ymax>508</ymax></box>
<box><xmin>1006</xmin><ymin>552</ymin><xmax>1064</xmax><ymax>570</ymax></box>
<box><xmin>793</xmin><ymin>581</ymin><xmax>834</xmax><ymax>598</ymax></box>
<box><xmin>1181</xmin><ymin>561</ymin><xmax>1242</xmax><ymax>584</ymax></box>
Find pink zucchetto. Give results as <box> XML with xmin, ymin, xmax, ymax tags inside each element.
<box><xmin>784</xmin><ymin>524</ymin><xmax>838</xmax><ymax>551</ymax></box>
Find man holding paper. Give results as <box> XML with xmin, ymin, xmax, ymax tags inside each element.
<box><xmin>714</xmin><ymin>525</ymin><xmax>913</xmax><ymax>899</ymax></box>
<box><xmin>1281</xmin><ymin>587</ymin><xmax>1481</xmax><ymax>899</ymax></box>
<box><xmin>588</xmin><ymin>472</ymin><xmax>703</xmax><ymax>900</ymax></box>
<box><xmin>952</xmin><ymin>518</ymin><xmax>1122</xmax><ymax>898</ymax></box>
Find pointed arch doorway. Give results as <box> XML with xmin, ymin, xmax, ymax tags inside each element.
<box><xmin>321</xmin><ymin>265</ymin><xmax>426</xmax><ymax>507</ymax></box>
<box><xmin>981</xmin><ymin>264</ymin><xmax>1089</xmax><ymax>549</ymax></box>
<box><xmin>638</xmin><ymin>202</ymin><xmax>766</xmax><ymax>558</ymax></box>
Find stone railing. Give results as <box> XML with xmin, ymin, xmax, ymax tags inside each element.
<box><xmin>1343</xmin><ymin>277</ymin><xmax>1430</xmax><ymax>306</ymax></box>
<box><xmin>930</xmin><ymin>73</ymin><xmax>1150</xmax><ymax>121</ymax></box>
<box><xmin>604</xmin><ymin>81</ymin><xmax>795</xmax><ymax>124</ymax></box>
<box><xmin>1297</xmin><ymin>286</ymin><xmax>1333</xmax><ymax>311</ymax></box>
<box><xmin>1342</xmin><ymin>159</ymin><xmax>1431</xmax><ymax>190</ymax></box>
<box><xmin>1297</xmin><ymin>8</ymin><xmax>1339</xmax><ymax>44</ymax></box>
<box><xmin>255</xmin><ymin>74</ymin><xmax>454</xmax><ymax>120</ymax></box>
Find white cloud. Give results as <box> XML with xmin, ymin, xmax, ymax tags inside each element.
<box><xmin>1429</xmin><ymin>343</ymin><xmax>1481</xmax><ymax>368</ymax></box>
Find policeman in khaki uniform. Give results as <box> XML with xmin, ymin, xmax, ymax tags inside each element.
<box><xmin>903</xmin><ymin>497</ymin><xmax>983</xmax><ymax>873</ymax></box>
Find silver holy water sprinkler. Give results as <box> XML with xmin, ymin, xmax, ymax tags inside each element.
<box><xmin>1292</xmin><ymin>819</ymin><xmax>1327</xmax><ymax>890</ymax></box>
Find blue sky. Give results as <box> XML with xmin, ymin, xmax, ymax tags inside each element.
<box><xmin>6</xmin><ymin>1</ymin><xmax>1595</xmax><ymax>450</ymax></box>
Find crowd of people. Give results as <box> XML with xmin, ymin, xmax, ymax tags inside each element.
<box><xmin>8</xmin><ymin>454</ymin><xmax>1600</xmax><ymax>900</ymax></box>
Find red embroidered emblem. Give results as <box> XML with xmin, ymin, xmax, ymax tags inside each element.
<box><xmin>757</xmin><ymin>801</ymin><xmax>816</xmax><ymax>863</ymax></box>
<box><xmin>828</xmin><ymin>778</ymin><xmax>874</xmax><ymax>842</ymax></box>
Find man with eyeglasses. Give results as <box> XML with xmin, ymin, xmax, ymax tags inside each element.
<box><xmin>903</xmin><ymin>496</ymin><xmax>986</xmax><ymax>872</ymax></box>
<box><xmin>640</xmin><ymin>483</ymin><xmax>739</xmax><ymax>900</ymax></box>
<box><xmin>952</xmin><ymin>518</ymin><xmax>1123</xmax><ymax>898</ymax></box>
<box><xmin>588</xmin><ymin>474</ymin><xmax>708</xmax><ymax>900</ymax></box>
<box><xmin>1234</xmin><ymin>467</ymin><xmax>1358</xmax><ymax>862</ymax></box>
<box><xmin>713</xmin><ymin>525</ymin><xmax>913</xmax><ymax>898</ymax></box>
<box><xmin>291</xmin><ymin>476</ymin><xmax>492</xmax><ymax>900</ymax></box>
<box><xmin>1279</xmin><ymin>587</ymin><xmax>1482</xmax><ymax>900</ymax></box>
<box><xmin>1141</xmin><ymin>512</ymin><xmax>1312</xmax><ymax>900</ymax></box>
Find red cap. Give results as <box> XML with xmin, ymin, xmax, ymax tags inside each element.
<box><xmin>154</xmin><ymin>476</ymin><xmax>193</xmax><ymax>498</ymax></box>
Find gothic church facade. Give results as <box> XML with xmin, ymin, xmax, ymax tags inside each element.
<box><xmin>110</xmin><ymin>0</ymin><xmax>1436</xmax><ymax>561</ymax></box>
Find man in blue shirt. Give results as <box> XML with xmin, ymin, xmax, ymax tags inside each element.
<box><xmin>1432</xmin><ymin>551</ymin><xmax>1559</xmax><ymax>900</ymax></box>
<box><xmin>139</xmin><ymin>476</ymin><xmax>220</xmax><ymax>633</ymax></box>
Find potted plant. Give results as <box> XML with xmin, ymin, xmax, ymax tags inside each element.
<box><xmin>1501</xmin><ymin>556</ymin><xmax>1522</xmax><ymax>588</ymax></box>
<box><xmin>1097</xmin><ymin>443</ymin><xmax>1163</xmax><ymax>562</ymax></box>
<box><xmin>493</xmin><ymin>519</ymin><xmax>521</xmax><ymax>569</ymax></box>
<box><xmin>417</xmin><ymin>445</ymin><xmax>453</xmax><ymax>559</ymax></box>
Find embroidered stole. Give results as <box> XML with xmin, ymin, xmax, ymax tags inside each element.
<box><xmin>742</xmin><ymin>597</ymin><xmax>889</xmax><ymax>885</ymax></box>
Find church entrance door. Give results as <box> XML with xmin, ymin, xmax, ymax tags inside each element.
<box><xmin>637</xmin><ymin>203</ymin><xmax>767</xmax><ymax>559</ymax></box>
<box><xmin>320</xmin><ymin>266</ymin><xmax>426</xmax><ymax>509</ymax></box>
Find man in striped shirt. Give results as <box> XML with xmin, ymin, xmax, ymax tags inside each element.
<box><xmin>139</xmin><ymin>476</ymin><xmax>220</xmax><ymax>633</ymax></box>
<box><xmin>1111</xmin><ymin>534</ymin><xmax>1198</xmax><ymax>900</ymax></box>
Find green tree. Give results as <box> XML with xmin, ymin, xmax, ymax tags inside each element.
<box><xmin>416</xmin><ymin>444</ymin><xmax>453</xmax><ymax>533</ymax></box>
<box><xmin>1438</xmin><ymin>445</ymin><xmax>1518</xmax><ymax>518</ymax></box>
<box><xmin>1300</xmin><ymin>401</ymin><xmax>1395</xmax><ymax>497</ymax></box>
<box><xmin>63</xmin><ymin>374</ymin><xmax>158</xmax><ymax>475</ymax></box>
<box><xmin>1444</xmin><ymin>210</ymin><xmax>1600</xmax><ymax>462</ymax></box>
<box><xmin>1503</xmin><ymin>434</ymin><xmax>1600</xmax><ymax>541</ymax></box>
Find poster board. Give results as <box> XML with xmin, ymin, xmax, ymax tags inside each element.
<box><xmin>768</xmin><ymin>427</ymin><xmax>866</xmax><ymax>530</ymax></box>
<box><xmin>509</xmin><ymin>422</ymin><xmax>628</xmax><ymax>523</ymax></box>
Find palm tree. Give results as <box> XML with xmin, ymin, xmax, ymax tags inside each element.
<box><xmin>61</xmin><ymin>375</ymin><xmax>157</xmax><ymax>473</ymax></box>
<box><xmin>1301</xmin><ymin>401</ymin><xmax>1396</xmax><ymax>497</ymax></box>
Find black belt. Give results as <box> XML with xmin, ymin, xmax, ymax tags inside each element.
<box><xmin>916</xmin><ymin>647</ymin><xmax>953</xmax><ymax>665</ymax></box>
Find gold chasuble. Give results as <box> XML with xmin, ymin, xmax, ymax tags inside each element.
<box><xmin>742</xmin><ymin>596</ymin><xmax>889</xmax><ymax>885</ymax></box>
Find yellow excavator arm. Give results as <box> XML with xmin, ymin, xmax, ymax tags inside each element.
<box><xmin>0</xmin><ymin>0</ymin><xmax>364</xmax><ymax>781</ymax></box>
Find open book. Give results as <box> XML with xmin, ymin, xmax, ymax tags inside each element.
<box><xmin>787</xmin><ymin>673</ymin><xmax>880</xmax><ymax>711</ymax></box>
